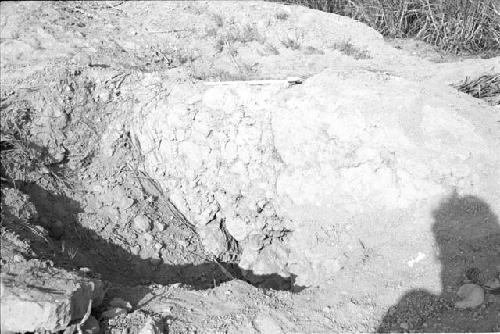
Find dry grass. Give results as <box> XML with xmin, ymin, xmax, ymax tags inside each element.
<box><xmin>453</xmin><ymin>73</ymin><xmax>500</xmax><ymax>105</ymax></box>
<box><xmin>0</xmin><ymin>96</ymin><xmax>41</xmax><ymax>185</ymax></box>
<box><xmin>212</xmin><ymin>13</ymin><xmax>225</xmax><ymax>28</ymax></box>
<box><xmin>215</xmin><ymin>23</ymin><xmax>264</xmax><ymax>52</ymax></box>
<box><xmin>334</xmin><ymin>39</ymin><xmax>371</xmax><ymax>59</ymax></box>
<box><xmin>269</xmin><ymin>0</ymin><xmax>500</xmax><ymax>54</ymax></box>
<box><xmin>276</xmin><ymin>10</ymin><xmax>290</xmax><ymax>20</ymax></box>
<box><xmin>281</xmin><ymin>29</ymin><xmax>304</xmax><ymax>49</ymax></box>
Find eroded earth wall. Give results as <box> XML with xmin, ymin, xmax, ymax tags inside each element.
<box><xmin>129</xmin><ymin>69</ymin><xmax>500</xmax><ymax>287</ymax></box>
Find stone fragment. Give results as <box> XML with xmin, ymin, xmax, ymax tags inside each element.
<box><xmin>130</xmin><ymin>245</ymin><xmax>140</xmax><ymax>256</ymax></box>
<box><xmin>198</xmin><ymin>222</ymin><xmax>228</xmax><ymax>256</ymax></box>
<box><xmin>133</xmin><ymin>215</ymin><xmax>151</xmax><ymax>232</ymax></box>
<box><xmin>12</xmin><ymin>254</ymin><xmax>23</xmax><ymax>263</ymax></box>
<box><xmin>455</xmin><ymin>284</ymin><xmax>484</xmax><ymax>309</ymax></box>
<box><xmin>225</xmin><ymin>217</ymin><xmax>251</xmax><ymax>241</ymax></box>
<box><xmin>112</xmin><ymin>186</ymin><xmax>135</xmax><ymax>210</ymax></box>
<box><xmin>1</xmin><ymin>275</ymin><xmax>103</xmax><ymax>332</ymax></box>
<box><xmin>196</xmin><ymin>203</ymin><xmax>220</xmax><ymax>225</ymax></box>
<box><xmin>103</xmin><ymin>206</ymin><xmax>120</xmax><ymax>222</ymax></box>
<box><xmin>138</xmin><ymin>317</ymin><xmax>162</xmax><ymax>334</ymax></box>
<box><xmin>117</xmin><ymin>196</ymin><xmax>134</xmax><ymax>210</ymax></box>
<box><xmin>155</xmin><ymin>221</ymin><xmax>165</xmax><ymax>231</ymax></box>
<box><xmin>52</xmin><ymin>150</ymin><xmax>66</xmax><ymax>163</ymax></box>
<box><xmin>143</xmin><ymin>233</ymin><xmax>154</xmax><ymax>244</ymax></box>
<box><xmin>252</xmin><ymin>313</ymin><xmax>284</xmax><ymax>334</ymax></box>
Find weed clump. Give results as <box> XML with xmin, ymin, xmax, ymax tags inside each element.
<box><xmin>334</xmin><ymin>39</ymin><xmax>371</xmax><ymax>59</ymax></box>
<box><xmin>280</xmin><ymin>29</ymin><xmax>304</xmax><ymax>49</ymax></box>
<box><xmin>276</xmin><ymin>11</ymin><xmax>290</xmax><ymax>20</ymax></box>
<box><xmin>453</xmin><ymin>73</ymin><xmax>500</xmax><ymax>105</ymax></box>
<box><xmin>215</xmin><ymin>23</ymin><xmax>264</xmax><ymax>52</ymax></box>
<box><xmin>268</xmin><ymin>0</ymin><xmax>500</xmax><ymax>54</ymax></box>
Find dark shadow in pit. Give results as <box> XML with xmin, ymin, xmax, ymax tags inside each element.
<box><xmin>2</xmin><ymin>182</ymin><xmax>304</xmax><ymax>295</ymax></box>
<box><xmin>377</xmin><ymin>191</ymin><xmax>500</xmax><ymax>333</ymax></box>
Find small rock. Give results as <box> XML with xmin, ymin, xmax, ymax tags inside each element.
<box><xmin>1</xmin><ymin>275</ymin><xmax>104</xmax><ymax>332</ymax></box>
<box><xmin>53</xmin><ymin>150</ymin><xmax>66</xmax><ymax>163</ymax></box>
<box><xmin>109</xmin><ymin>298</ymin><xmax>132</xmax><ymax>311</ymax></box>
<box><xmin>138</xmin><ymin>317</ymin><xmax>162</xmax><ymax>334</ymax></box>
<box><xmin>12</xmin><ymin>254</ymin><xmax>23</xmax><ymax>263</ymax></box>
<box><xmin>139</xmin><ymin>248</ymin><xmax>151</xmax><ymax>260</ymax></box>
<box><xmin>91</xmin><ymin>184</ymin><xmax>104</xmax><ymax>193</ymax></box>
<box><xmin>101</xmin><ymin>307</ymin><xmax>127</xmax><ymax>319</ymax></box>
<box><xmin>400</xmin><ymin>322</ymin><xmax>409</xmax><ymax>330</ymax></box>
<box><xmin>103</xmin><ymin>206</ymin><xmax>120</xmax><ymax>222</ymax></box>
<box><xmin>143</xmin><ymin>233</ymin><xmax>154</xmax><ymax>244</ymax></box>
<box><xmin>225</xmin><ymin>217</ymin><xmax>251</xmax><ymax>242</ymax></box>
<box><xmin>130</xmin><ymin>245</ymin><xmax>140</xmax><ymax>256</ymax></box>
<box><xmin>455</xmin><ymin>283</ymin><xmax>484</xmax><ymax>309</ymax></box>
<box><xmin>117</xmin><ymin>196</ymin><xmax>134</xmax><ymax>210</ymax></box>
<box><xmin>133</xmin><ymin>215</ymin><xmax>151</xmax><ymax>232</ymax></box>
<box><xmin>81</xmin><ymin>315</ymin><xmax>100</xmax><ymax>334</ymax></box>
<box><xmin>155</xmin><ymin>221</ymin><xmax>165</xmax><ymax>231</ymax></box>
<box><xmin>198</xmin><ymin>222</ymin><xmax>227</xmax><ymax>256</ymax></box>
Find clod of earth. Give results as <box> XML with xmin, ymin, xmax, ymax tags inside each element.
<box><xmin>1</xmin><ymin>271</ymin><xmax>104</xmax><ymax>332</ymax></box>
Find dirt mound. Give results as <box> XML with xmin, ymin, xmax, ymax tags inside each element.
<box><xmin>130</xmin><ymin>64</ymin><xmax>500</xmax><ymax>289</ymax></box>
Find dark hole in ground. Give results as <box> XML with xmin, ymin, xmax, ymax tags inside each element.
<box><xmin>2</xmin><ymin>181</ymin><xmax>304</xmax><ymax>295</ymax></box>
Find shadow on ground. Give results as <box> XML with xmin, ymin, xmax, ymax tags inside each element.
<box><xmin>377</xmin><ymin>191</ymin><xmax>500</xmax><ymax>333</ymax></box>
<box><xmin>2</xmin><ymin>181</ymin><xmax>303</xmax><ymax>294</ymax></box>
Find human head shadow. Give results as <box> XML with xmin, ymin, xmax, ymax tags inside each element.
<box><xmin>2</xmin><ymin>182</ymin><xmax>304</xmax><ymax>302</ymax></box>
<box><xmin>377</xmin><ymin>191</ymin><xmax>500</xmax><ymax>332</ymax></box>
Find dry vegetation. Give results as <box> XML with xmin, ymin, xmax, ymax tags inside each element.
<box><xmin>334</xmin><ymin>39</ymin><xmax>372</xmax><ymax>59</ymax></box>
<box><xmin>269</xmin><ymin>0</ymin><xmax>500</xmax><ymax>54</ymax></box>
<box><xmin>454</xmin><ymin>73</ymin><xmax>500</xmax><ymax>105</ymax></box>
